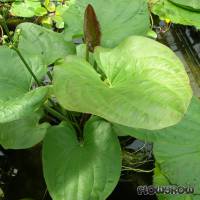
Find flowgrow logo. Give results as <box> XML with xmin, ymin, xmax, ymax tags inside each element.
<box><xmin>137</xmin><ymin>185</ymin><xmax>194</xmax><ymax>195</ymax></box>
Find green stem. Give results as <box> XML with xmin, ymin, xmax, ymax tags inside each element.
<box><xmin>11</xmin><ymin>33</ymin><xmax>74</xmax><ymax>125</ymax></box>
<box><xmin>85</xmin><ymin>45</ymin><xmax>89</xmax><ymax>62</ymax></box>
<box><xmin>48</xmin><ymin>98</ymin><xmax>73</xmax><ymax>121</ymax></box>
<box><xmin>12</xmin><ymin>47</ymin><xmax>41</xmax><ymax>86</ymax></box>
<box><xmin>1</xmin><ymin>14</ymin><xmax>41</xmax><ymax>86</ymax></box>
<box><xmin>44</xmin><ymin>105</ymin><xmax>82</xmax><ymax>133</ymax></box>
<box><xmin>44</xmin><ymin>105</ymin><xmax>71</xmax><ymax>123</ymax></box>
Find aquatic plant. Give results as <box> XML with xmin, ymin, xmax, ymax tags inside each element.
<box><xmin>0</xmin><ymin>0</ymin><xmax>198</xmax><ymax>200</ymax></box>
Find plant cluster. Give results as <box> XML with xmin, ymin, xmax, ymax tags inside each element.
<box><xmin>0</xmin><ymin>0</ymin><xmax>199</xmax><ymax>200</ymax></box>
<box><xmin>0</xmin><ymin>0</ymin><xmax>68</xmax><ymax>28</ymax></box>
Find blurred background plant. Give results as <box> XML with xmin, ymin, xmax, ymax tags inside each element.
<box><xmin>0</xmin><ymin>187</ymin><xmax>4</xmax><ymax>200</ymax></box>
<box><xmin>0</xmin><ymin>0</ymin><xmax>69</xmax><ymax>29</ymax></box>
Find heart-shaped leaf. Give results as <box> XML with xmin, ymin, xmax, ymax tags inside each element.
<box><xmin>17</xmin><ymin>23</ymin><xmax>76</xmax><ymax>66</ymax></box>
<box><xmin>63</xmin><ymin>0</ymin><xmax>150</xmax><ymax>47</ymax></box>
<box><xmin>43</xmin><ymin>117</ymin><xmax>121</xmax><ymax>200</ymax></box>
<box><xmin>0</xmin><ymin>112</ymin><xmax>49</xmax><ymax>149</ymax></box>
<box><xmin>53</xmin><ymin>36</ymin><xmax>192</xmax><ymax>130</ymax></box>
<box><xmin>150</xmin><ymin>0</ymin><xmax>200</xmax><ymax>28</ymax></box>
<box><xmin>0</xmin><ymin>46</ymin><xmax>49</xmax><ymax>123</ymax></box>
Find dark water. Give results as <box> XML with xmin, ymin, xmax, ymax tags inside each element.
<box><xmin>0</xmin><ymin>145</ymin><xmax>50</xmax><ymax>200</ymax></box>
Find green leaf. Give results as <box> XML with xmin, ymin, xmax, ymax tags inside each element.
<box><xmin>10</xmin><ymin>0</ymin><xmax>47</xmax><ymax>18</ymax></box>
<box><xmin>154</xmin><ymin>165</ymin><xmax>193</xmax><ymax>200</ymax></box>
<box><xmin>53</xmin><ymin>4</ymin><xmax>68</xmax><ymax>29</ymax></box>
<box><xmin>150</xmin><ymin>0</ymin><xmax>200</xmax><ymax>28</ymax></box>
<box><xmin>53</xmin><ymin>15</ymin><xmax>64</xmax><ymax>29</ymax></box>
<box><xmin>117</xmin><ymin>97</ymin><xmax>200</xmax><ymax>199</ymax></box>
<box><xmin>0</xmin><ymin>87</ymin><xmax>48</xmax><ymax>123</ymax></box>
<box><xmin>35</xmin><ymin>7</ymin><xmax>48</xmax><ymax>16</ymax></box>
<box><xmin>45</xmin><ymin>2</ymin><xmax>56</xmax><ymax>12</ymax></box>
<box><xmin>0</xmin><ymin>112</ymin><xmax>49</xmax><ymax>149</ymax></box>
<box><xmin>169</xmin><ymin>0</ymin><xmax>200</xmax><ymax>11</ymax></box>
<box><xmin>0</xmin><ymin>46</ymin><xmax>43</xmax><ymax>91</ymax></box>
<box><xmin>63</xmin><ymin>0</ymin><xmax>150</xmax><ymax>47</ymax></box>
<box><xmin>41</xmin><ymin>16</ymin><xmax>53</xmax><ymax>29</ymax></box>
<box><xmin>114</xmin><ymin>97</ymin><xmax>200</xmax><ymax>141</ymax></box>
<box><xmin>17</xmin><ymin>23</ymin><xmax>76</xmax><ymax>66</ymax></box>
<box><xmin>55</xmin><ymin>4</ymin><xmax>68</xmax><ymax>16</ymax></box>
<box><xmin>43</xmin><ymin>117</ymin><xmax>121</xmax><ymax>200</ymax></box>
<box><xmin>53</xmin><ymin>36</ymin><xmax>192</xmax><ymax>130</ymax></box>
<box><xmin>152</xmin><ymin>98</ymin><xmax>200</xmax><ymax>199</ymax></box>
<box><xmin>0</xmin><ymin>46</ymin><xmax>49</xmax><ymax>123</ymax></box>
